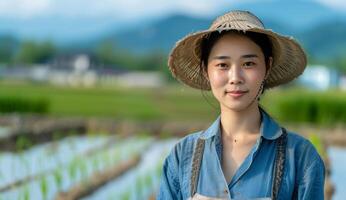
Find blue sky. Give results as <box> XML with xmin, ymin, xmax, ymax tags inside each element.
<box><xmin>0</xmin><ymin>0</ymin><xmax>345</xmax><ymax>21</ymax></box>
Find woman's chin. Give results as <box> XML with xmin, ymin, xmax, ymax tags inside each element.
<box><xmin>221</xmin><ymin>101</ymin><xmax>252</xmax><ymax>112</ymax></box>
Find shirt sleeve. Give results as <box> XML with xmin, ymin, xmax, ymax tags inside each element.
<box><xmin>157</xmin><ymin>144</ymin><xmax>182</xmax><ymax>200</ymax></box>
<box><xmin>295</xmin><ymin>146</ymin><xmax>326</xmax><ymax>200</ymax></box>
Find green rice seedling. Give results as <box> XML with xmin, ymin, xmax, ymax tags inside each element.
<box><xmin>91</xmin><ymin>156</ymin><xmax>99</xmax><ymax>172</ymax></box>
<box><xmin>112</xmin><ymin>149</ymin><xmax>121</xmax><ymax>164</ymax></box>
<box><xmin>155</xmin><ymin>159</ymin><xmax>164</xmax><ymax>176</ymax></box>
<box><xmin>101</xmin><ymin>151</ymin><xmax>110</xmax><ymax>169</ymax></box>
<box><xmin>144</xmin><ymin>172</ymin><xmax>153</xmax><ymax>188</ymax></box>
<box><xmin>79</xmin><ymin>159</ymin><xmax>88</xmax><ymax>180</ymax></box>
<box><xmin>19</xmin><ymin>155</ymin><xmax>31</xmax><ymax>178</ymax></box>
<box><xmin>135</xmin><ymin>173</ymin><xmax>146</xmax><ymax>198</ymax></box>
<box><xmin>23</xmin><ymin>185</ymin><xmax>30</xmax><ymax>200</ymax></box>
<box><xmin>120</xmin><ymin>190</ymin><xmax>131</xmax><ymax>200</ymax></box>
<box><xmin>40</xmin><ymin>177</ymin><xmax>48</xmax><ymax>200</ymax></box>
<box><xmin>53</xmin><ymin>168</ymin><xmax>63</xmax><ymax>191</ymax></box>
<box><xmin>68</xmin><ymin>160</ymin><xmax>79</xmax><ymax>182</ymax></box>
<box><xmin>108</xmin><ymin>150</ymin><xmax>116</xmax><ymax>166</ymax></box>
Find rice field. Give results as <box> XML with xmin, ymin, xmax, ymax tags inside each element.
<box><xmin>1</xmin><ymin>80</ymin><xmax>345</xmax><ymax>199</ymax></box>
<box><xmin>0</xmin><ymin>126</ymin><xmax>178</xmax><ymax>200</ymax></box>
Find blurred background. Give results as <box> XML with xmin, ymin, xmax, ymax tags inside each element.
<box><xmin>0</xmin><ymin>0</ymin><xmax>345</xmax><ymax>199</ymax></box>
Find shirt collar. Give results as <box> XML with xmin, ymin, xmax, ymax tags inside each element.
<box><xmin>199</xmin><ymin>108</ymin><xmax>283</xmax><ymax>140</ymax></box>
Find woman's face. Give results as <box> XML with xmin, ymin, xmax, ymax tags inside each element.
<box><xmin>206</xmin><ymin>33</ymin><xmax>272</xmax><ymax>112</ymax></box>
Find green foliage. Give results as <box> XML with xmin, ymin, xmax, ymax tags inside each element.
<box><xmin>15</xmin><ymin>40</ymin><xmax>56</xmax><ymax>64</ymax></box>
<box><xmin>0</xmin><ymin>96</ymin><xmax>49</xmax><ymax>113</ymax></box>
<box><xmin>261</xmin><ymin>88</ymin><xmax>346</xmax><ymax>126</ymax></box>
<box><xmin>68</xmin><ymin>160</ymin><xmax>79</xmax><ymax>181</ymax></box>
<box><xmin>79</xmin><ymin>160</ymin><xmax>88</xmax><ymax>180</ymax></box>
<box><xmin>309</xmin><ymin>56</ymin><xmax>346</xmax><ymax>74</ymax></box>
<box><xmin>2</xmin><ymin>81</ymin><xmax>346</xmax><ymax>126</ymax></box>
<box><xmin>15</xmin><ymin>135</ymin><xmax>33</xmax><ymax>151</ymax></box>
<box><xmin>53</xmin><ymin>168</ymin><xmax>63</xmax><ymax>190</ymax></box>
<box><xmin>20</xmin><ymin>185</ymin><xmax>30</xmax><ymax>200</ymax></box>
<box><xmin>309</xmin><ymin>134</ymin><xmax>326</xmax><ymax>158</ymax></box>
<box><xmin>23</xmin><ymin>186</ymin><xmax>30</xmax><ymax>200</ymax></box>
<box><xmin>331</xmin><ymin>55</ymin><xmax>346</xmax><ymax>74</ymax></box>
<box><xmin>52</xmin><ymin>131</ymin><xmax>64</xmax><ymax>141</ymax></box>
<box><xmin>92</xmin><ymin>157</ymin><xmax>100</xmax><ymax>172</ymax></box>
<box><xmin>0</xmin><ymin>35</ymin><xmax>18</xmax><ymax>64</ymax></box>
<box><xmin>95</xmin><ymin>41</ymin><xmax>168</xmax><ymax>72</ymax></box>
<box><xmin>120</xmin><ymin>191</ymin><xmax>131</xmax><ymax>200</ymax></box>
<box><xmin>144</xmin><ymin>172</ymin><xmax>153</xmax><ymax>187</ymax></box>
<box><xmin>40</xmin><ymin>177</ymin><xmax>48</xmax><ymax>200</ymax></box>
<box><xmin>269</xmin><ymin>91</ymin><xmax>346</xmax><ymax>126</ymax></box>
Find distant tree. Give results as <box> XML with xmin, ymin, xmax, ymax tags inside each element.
<box><xmin>95</xmin><ymin>41</ymin><xmax>168</xmax><ymax>71</ymax></box>
<box><xmin>0</xmin><ymin>35</ymin><xmax>18</xmax><ymax>64</ymax></box>
<box><xmin>15</xmin><ymin>40</ymin><xmax>56</xmax><ymax>64</ymax></box>
<box><xmin>308</xmin><ymin>54</ymin><xmax>346</xmax><ymax>75</ymax></box>
<box><xmin>333</xmin><ymin>56</ymin><xmax>346</xmax><ymax>74</ymax></box>
<box><xmin>95</xmin><ymin>41</ymin><xmax>117</xmax><ymax>65</ymax></box>
<box><xmin>137</xmin><ymin>52</ymin><xmax>165</xmax><ymax>71</ymax></box>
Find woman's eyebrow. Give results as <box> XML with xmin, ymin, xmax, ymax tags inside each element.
<box><xmin>242</xmin><ymin>54</ymin><xmax>258</xmax><ymax>58</ymax></box>
<box><xmin>211</xmin><ymin>54</ymin><xmax>258</xmax><ymax>60</ymax></box>
<box><xmin>211</xmin><ymin>55</ymin><xmax>230</xmax><ymax>60</ymax></box>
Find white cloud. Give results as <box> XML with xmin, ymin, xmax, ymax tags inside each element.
<box><xmin>0</xmin><ymin>0</ymin><xmax>52</xmax><ymax>19</ymax></box>
<box><xmin>0</xmin><ymin>0</ymin><xmax>231</xmax><ymax>20</ymax></box>
<box><xmin>315</xmin><ymin>0</ymin><xmax>346</xmax><ymax>10</ymax></box>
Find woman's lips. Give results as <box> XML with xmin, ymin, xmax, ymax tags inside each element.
<box><xmin>226</xmin><ymin>91</ymin><xmax>248</xmax><ymax>98</ymax></box>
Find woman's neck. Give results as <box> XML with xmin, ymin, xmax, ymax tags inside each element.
<box><xmin>220</xmin><ymin>103</ymin><xmax>262</xmax><ymax>140</ymax></box>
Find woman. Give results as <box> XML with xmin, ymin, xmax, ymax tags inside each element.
<box><xmin>157</xmin><ymin>10</ymin><xmax>325</xmax><ymax>200</ymax></box>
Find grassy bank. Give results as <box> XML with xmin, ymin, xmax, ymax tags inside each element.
<box><xmin>1</xmin><ymin>80</ymin><xmax>346</xmax><ymax>126</ymax></box>
<box><xmin>0</xmin><ymin>80</ymin><xmax>219</xmax><ymax>121</ymax></box>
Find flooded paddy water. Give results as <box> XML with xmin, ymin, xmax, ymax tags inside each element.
<box><xmin>0</xmin><ymin>122</ymin><xmax>177</xmax><ymax>200</ymax></box>
<box><xmin>0</xmin><ymin>121</ymin><xmax>345</xmax><ymax>200</ymax></box>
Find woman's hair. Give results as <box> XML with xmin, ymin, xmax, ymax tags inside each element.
<box><xmin>199</xmin><ymin>30</ymin><xmax>272</xmax><ymax>94</ymax></box>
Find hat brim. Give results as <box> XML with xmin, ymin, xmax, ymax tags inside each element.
<box><xmin>168</xmin><ymin>27</ymin><xmax>307</xmax><ymax>90</ymax></box>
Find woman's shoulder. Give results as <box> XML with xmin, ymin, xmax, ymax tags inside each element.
<box><xmin>286</xmin><ymin>130</ymin><xmax>317</xmax><ymax>151</ymax></box>
<box><xmin>170</xmin><ymin>130</ymin><xmax>204</xmax><ymax>154</ymax></box>
<box><xmin>285</xmin><ymin>130</ymin><xmax>325</xmax><ymax>168</ymax></box>
<box><xmin>164</xmin><ymin>130</ymin><xmax>204</xmax><ymax>162</ymax></box>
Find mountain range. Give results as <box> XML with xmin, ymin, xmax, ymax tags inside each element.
<box><xmin>1</xmin><ymin>0</ymin><xmax>346</xmax><ymax>61</ymax></box>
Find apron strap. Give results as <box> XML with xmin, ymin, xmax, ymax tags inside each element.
<box><xmin>271</xmin><ymin>127</ymin><xmax>288</xmax><ymax>200</ymax></box>
<box><xmin>190</xmin><ymin>137</ymin><xmax>206</xmax><ymax>196</ymax></box>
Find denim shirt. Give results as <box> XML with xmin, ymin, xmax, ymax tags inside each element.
<box><xmin>157</xmin><ymin>110</ymin><xmax>326</xmax><ymax>200</ymax></box>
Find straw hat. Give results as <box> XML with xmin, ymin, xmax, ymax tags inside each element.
<box><xmin>168</xmin><ymin>10</ymin><xmax>307</xmax><ymax>90</ymax></box>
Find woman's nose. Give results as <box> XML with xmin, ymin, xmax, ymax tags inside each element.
<box><xmin>228</xmin><ymin>65</ymin><xmax>244</xmax><ymax>85</ymax></box>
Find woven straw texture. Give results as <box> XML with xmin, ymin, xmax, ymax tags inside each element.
<box><xmin>168</xmin><ymin>10</ymin><xmax>307</xmax><ymax>90</ymax></box>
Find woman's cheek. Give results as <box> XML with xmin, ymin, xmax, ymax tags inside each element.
<box><xmin>209</xmin><ymin>71</ymin><xmax>228</xmax><ymax>88</ymax></box>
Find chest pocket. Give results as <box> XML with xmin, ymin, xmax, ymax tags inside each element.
<box><xmin>189</xmin><ymin>128</ymin><xmax>287</xmax><ymax>200</ymax></box>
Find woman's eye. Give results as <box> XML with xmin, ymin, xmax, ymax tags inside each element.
<box><xmin>243</xmin><ymin>62</ymin><xmax>255</xmax><ymax>68</ymax></box>
<box><xmin>216</xmin><ymin>63</ymin><xmax>228</xmax><ymax>68</ymax></box>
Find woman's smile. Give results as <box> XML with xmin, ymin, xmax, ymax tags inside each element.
<box><xmin>226</xmin><ymin>90</ymin><xmax>249</xmax><ymax>98</ymax></box>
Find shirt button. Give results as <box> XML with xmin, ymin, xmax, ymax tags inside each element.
<box><xmin>224</xmin><ymin>189</ymin><xmax>228</xmax><ymax>194</ymax></box>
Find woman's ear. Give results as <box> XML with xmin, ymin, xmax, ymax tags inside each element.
<box><xmin>264</xmin><ymin>57</ymin><xmax>273</xmax><ymax>80</ymax></box>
